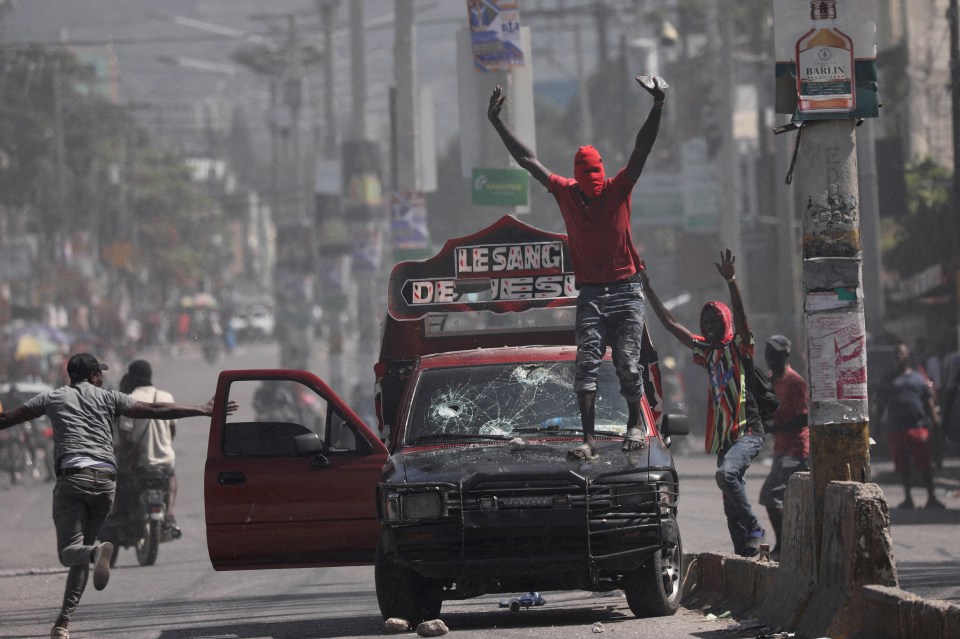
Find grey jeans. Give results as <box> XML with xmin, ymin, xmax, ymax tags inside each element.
<box><xmin>574</xmin><ymin>281</ymin><xmax>646</xmax><ymax>401</ymax></box>
<box><xmin>52</xmin><ymin>472</ymin><xmax>116</xmax><ymax>619</ymax></box>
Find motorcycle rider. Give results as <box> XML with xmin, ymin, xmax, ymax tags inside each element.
<box><xmin>116</xmin><ymin>360</ymin><xmax>181</xmax><ymax>533</ymax></box>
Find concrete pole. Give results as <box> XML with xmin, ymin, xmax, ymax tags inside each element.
<box><xmin>349</xmin><ymin>1</ymin><xmax>367</xmax><ymax>140</ymax></box>
<box><xmin>705</xmin><ymin>2</ymin><xmax>743</xmax><ymax>279</ymax></box>
<box><xmin>574</xmin><ymin>23</ymin><xmax>593</xmax><ymax>142</ymax></box>
<box><xmin>950</xmin><ymin>0</ymin><xmax>960</xmax><ymax>350</ymax></box>
<box><xmin>394</xmin><ymin>0</ymin><xmax>418</xmax><ymax>192</ymax></box>
<box><xmin>857</xmin><ymin>119</ymin><xmax>885</xmax><ymax>334</ymax></box>
<box><xmin>319</xmin><ymin>0</ymin><xmax>338</xmax><ymax>158</ymax></box>
<box><xmin>797</xmin><ymin>119</ymin><xmax>871</xmax><ymax>569</ymax></box>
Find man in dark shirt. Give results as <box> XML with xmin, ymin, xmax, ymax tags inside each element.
<box><xmin>488</xmin><ymin>74</ymin><xmax>666</xmax><ymax>460</ymax></box>
<box><xmin>640</xmin><ymin>251</ymin><xmax>767</xmax><ymax>557</ymax></box>
<box><xmin>876</xmin><ymin>342</ymin><xmax>944</xmax><ymax>510</ymax></box>
<box><xmin>0</xmin><ymin>353</ymin><xmax>237</xmax><ymax>639</ymax></box>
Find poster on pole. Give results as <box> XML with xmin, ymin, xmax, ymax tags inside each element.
<box><xmin>389</xmin><ymin>192</ymin><xmax>432</xmax><ymax>261</ymax></box>
<box><xmin>773</xmin><ymin>0</ymin><xmax>878</xmax><ymax>120</ymax></box>
<box><xmin>806</xmin><ymin>312</ymin><xmax>868</xmax><ymax>403</ymax></box>
<box><xmin>466</xmin><ymin>0</ymin><xmax>524</xmax><ymax>72</ymax></box>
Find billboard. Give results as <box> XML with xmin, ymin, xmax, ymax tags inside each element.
<box><xmin>466</xmin><ymin>0</ymin><xmax>524</xmax><ymax>72</ymax></box>
<box><xmin>773</xmin><ymin>0</ymin><xmax>878</xmax><ymax>120</ymax></box>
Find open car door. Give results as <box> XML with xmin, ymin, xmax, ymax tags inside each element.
<box><xmin>205</xmin><ymin>369</ymin><xmax>388</xmax><ymax>570</ymax></box>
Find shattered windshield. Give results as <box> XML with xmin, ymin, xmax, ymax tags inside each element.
<box><xmin>404</xmin><ymin>361</ymin><xmax>633</xmax><ymax>444</ymax></box>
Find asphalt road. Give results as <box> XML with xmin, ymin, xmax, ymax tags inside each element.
<box><xmin>1</xmin><ymin>340</ymin><xmax>958</xmax><ymax>639</ymax></box>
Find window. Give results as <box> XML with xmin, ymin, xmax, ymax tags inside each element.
<box><xmin>404</xmin><ymin>361</ymin><xmax>634</xmax><ymax>444</ymax></box>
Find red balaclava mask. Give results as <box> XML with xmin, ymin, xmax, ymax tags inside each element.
<box><xmin>697</xmin><ymin>301</ymin><xmax>734</xmax><ymax>346</ymax></box>
<box><xmin>574</xmin><ymin>145</ymin><xmax>605</xmax><ymax>198</ymax></box>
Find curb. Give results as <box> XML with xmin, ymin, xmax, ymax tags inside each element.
<box><xmin>681</xmin><ymin>474</ymin><xmax>960</xmax><ymax>638</ymax></box>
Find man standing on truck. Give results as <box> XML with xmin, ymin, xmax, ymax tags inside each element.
<box><xmin>487</xmin><ymin>74</ymin><xmax>666</xmax><ymax>460</ymax></box>
<box><xmin>638</xmin><ymin>252</ymin><xmax>768</xmax><ymax>557</ymax></box>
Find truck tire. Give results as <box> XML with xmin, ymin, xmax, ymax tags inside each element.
<box><xmin>374</xmin><ymin>535</ymin><xmax>442</xmax><ymax>624</ymax></box>
<box><xmin>624</xmin><ymin>522</ymin><xmax>682</xmax><ymax>617</ymax></box>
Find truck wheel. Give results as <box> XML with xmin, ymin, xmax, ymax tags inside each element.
<box><xmin>136</xmin><ymin>516</ymin><xmax>159</xmax><ymax>566</ymax></box>
<box><xmin>375</xmin><ymin>537</ymin><xmax>442</xmax><ymax>624</ymax></box>
<box><xmin>624</xmin><ymin>527</ymin><xmax>682</xmax><ymax>618</ymax></box>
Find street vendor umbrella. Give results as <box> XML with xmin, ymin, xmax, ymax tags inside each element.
<box><xmin>10</xmin><ymin>323</ymin><xmax>71</xmax><ymax>346</ymax></box>
<box><xmin>192</xmin><ymin>292</ymin><xmax>218</xmax><ymax>309</ymax></box>
<box><xmin>13</xmin><ymin>334</ymin><xmax>61</xmax><ymax>360</ymax></box>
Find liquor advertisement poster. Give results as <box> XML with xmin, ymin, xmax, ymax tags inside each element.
<box><xmin>773</xmin><ymin>0</ymin><xmax>878</xmax><ymax>120</ymax></box>
<box><xmin>806</xmin><ymin>312</ymin><xmax>868</xmax><ymax>402</ymax></box>
<box><xmin>466</xmin><ymin>0</ymin><xmax>524</xmax><ymax>72</ymax></box>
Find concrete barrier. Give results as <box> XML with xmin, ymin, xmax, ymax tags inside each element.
<box><xmin>759</xmin><ymin>472</ymin><xmax>817</xmax><ymax>628</ymax></box>
<box><xmin>794</xmin><ymin>481</ymin><xmax>897</xmax><ymax>638</ymax></box>
<box><xmin>682</xmin><ymin>476</ymin><xmax>960</xmax><ymax>639</ymax></box>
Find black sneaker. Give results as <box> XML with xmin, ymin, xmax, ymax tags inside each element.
<box><xmin>740</xmin><ymin>527</ymin><xmax>765</xmax><ymax>557</ymax></box>
<box><xmin>92</xmin><ymin>542</ymin><xmax>113</xmax><ymax>590</ymax></box>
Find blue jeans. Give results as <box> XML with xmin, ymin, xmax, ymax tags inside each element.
<box><xmin>715</xmin><ymin>434</ymin><xmax>764</xmax><ymax>552</ymax></box>
<box><xmin>574</xmin><ymin>281</ymin><xmax>646</xmax><ymax>401</ymax></box>
<box><xmin>52</xmin><ymin>472</ymin><xmax>116</xmax><ymax>619</ymax></box>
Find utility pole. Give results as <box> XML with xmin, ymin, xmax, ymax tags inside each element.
<box><xmin>51</xmin><ymin>62</ymin><xmax>67</xmax><ymax>268</ymax></box>
<box><xmin>704</xmin><ymin>2</ymin><xmax>743</xmax><ymax>280</ymax></box>
<box><xmin>318</xmin><ymin>0</ymin><xmax>338</xmax><ymax>157</ymax></box>
<box><xmin>350</xmin><ymin>2</ymin><xmax>367</xmax><ymax>140</ymax></box>
<box><xmin>798</xmin><ymin>119</ymin><xmax>871</xmax><ymax>561</ymax></box>
<box><xmin>950</xmin><ymin>0</ymin><xmax>960</xmax><ymax>350</ymax></box>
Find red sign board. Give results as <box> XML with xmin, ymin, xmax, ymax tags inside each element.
<box><xmin>387</xmin><ymin>215</ymin><xmax>577</xmax><ymax>320</ymax></box>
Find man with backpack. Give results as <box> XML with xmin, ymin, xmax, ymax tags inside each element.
<box><xmin>758</xmin><ymin>335</ymin><xmax>808</xmax><ymax>560</ymax></box>
<box><xmin>638</xmin><ymin>250</ymin><xmax>768</xmax><ymax>557</ymax></box>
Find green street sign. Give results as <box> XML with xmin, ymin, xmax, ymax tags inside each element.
<box><xmin>471</xmin><ymin>168</ymin><xmax>528</xmax><ymax>206</ymax></box>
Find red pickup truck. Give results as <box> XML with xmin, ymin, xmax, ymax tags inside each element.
<box><xmin>203</xmin><ymin>216</ymin><xmax>688</xmax><ymax>623</ymax></box>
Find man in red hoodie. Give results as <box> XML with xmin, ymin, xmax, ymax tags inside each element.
<box><xmin>487</xmin><ymin>75</ymin><xmax>666</xmax><ymax>460</ymax></box>
<box><xmin>639</xmin><ymin>251</ymin><xmax>767</xmax><ymax>557</ymax></box>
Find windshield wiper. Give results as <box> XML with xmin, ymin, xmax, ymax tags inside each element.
<box><xmin>513</xmin><ymin>425</ymin><xmax>583</xmax><ymax>434</ymax></box>
<box><xmin>409</xmin><ymin>433</ymin><xmax>514</xmax><ymax>444</ymax></box>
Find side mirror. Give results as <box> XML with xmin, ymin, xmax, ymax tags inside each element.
<box><xmin>294</xmin><ymin>432</ymin><xmax>323</xmax><ymax>455</ymax></box>
<box><xmin>661</xmin><ymin>413</ymin><xmax>689</xmax><ymax>438</ymax></box>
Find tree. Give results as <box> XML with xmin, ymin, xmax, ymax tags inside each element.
<box><xmin>882</xmin><ymin>159</ymin><xmax>959</xmax><ymax>277</ymax></box>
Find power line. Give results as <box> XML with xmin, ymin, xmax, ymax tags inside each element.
<box><xmin>0</xmin><ymin>32</ymin><xmax>297</xmax><ymax>49</ymax></box>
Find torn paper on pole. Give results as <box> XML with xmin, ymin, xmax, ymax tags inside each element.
<box><xmin>806</xmin><ymin>311</ymin><xmax>867</xmax><ymax>407</ymax></box>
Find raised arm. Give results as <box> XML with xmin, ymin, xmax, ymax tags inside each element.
<box><xmin>123</xmin><ymin>398</ymin><xmax>238</xmax><ymax>420</ymax></box>
<box><xmin>626</xmin><ymin>76</ymin><xmax>666</xmax><ymax>182</ymax></box>
<box><xmin>0</xmin><ymin>404</ymin><xmax>43</xmax><ymax>431</ymax></box>
<box><xmin>715</xmin><ymin>249</ymin><xmax>751</xmax><ymax>345</ymax></box>
<box><xmin>487</xmin><ymin>85</ymin><xmax>551</xmax><ymax>188</ymax></box>
<box><xmin>637</xmin><ymin>262</ymin><xmax>697</xmax><ymax>350</ymax></box>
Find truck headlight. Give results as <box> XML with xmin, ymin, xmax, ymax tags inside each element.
<box><xmin>382</xmin><ymin>489</ymin><xmax>445</xmax><ymax>520</ymax></box>
<box><xmin>402</xmin><ymin>492</ymin><xmax>442</xmax><ymax>519</ymax></box>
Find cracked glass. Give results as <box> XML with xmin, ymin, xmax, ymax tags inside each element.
<box><xmin>404</xmin><ymin>361</ymin><xmax>635</xmax><ymax>444</ymax></box>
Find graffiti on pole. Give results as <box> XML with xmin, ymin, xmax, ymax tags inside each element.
<box><xmin>773</xmin><ymin>0</ymin><xmax>878</xmax><ymax>120</ymax></box>
<box><xmin>466</xmin><ymin>0</ymin><xmax>523</xmax><ymax>72</ymax></box>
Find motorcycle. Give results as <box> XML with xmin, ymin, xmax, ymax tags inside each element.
<box><xmin>99</xmin><ymin>466</ymin><xmax>180</xmax><ymax>566</ymax></box>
